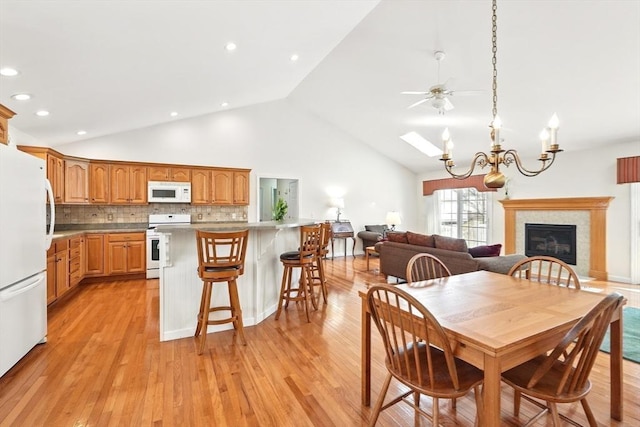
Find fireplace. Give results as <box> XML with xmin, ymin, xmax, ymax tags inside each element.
<box><xmin>525</xmin><ymin>223</ymin><xmax>577</xmax><ymax>265</ymax></box>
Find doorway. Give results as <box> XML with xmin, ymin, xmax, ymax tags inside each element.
<box><xmin>258</xmin><ymin>177</ymin><xmax>299</xmax><ymax>221</ymax></box>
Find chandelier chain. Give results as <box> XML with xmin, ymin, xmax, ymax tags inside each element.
<box><xmin>491</xmin><ymin>0</ymin><xmax>498</xmax><ymax>119</ymax></box>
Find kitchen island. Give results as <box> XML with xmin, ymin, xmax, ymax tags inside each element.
<box><xmin>154</xmin><ymin>219</ymin><xmax>317</xmax><ymax>341</ymax></box>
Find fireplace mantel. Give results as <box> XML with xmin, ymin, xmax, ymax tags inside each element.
<box><xmin>499</xmin><ymin>197</ymin><xmax>614</xmax><ymax>280</ymax></box>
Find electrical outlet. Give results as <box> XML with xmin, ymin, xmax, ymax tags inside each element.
<box><xmin>197</xmin><ymin>213</ymin><xmax>203</xmax><ymax>220</ymax></box>
<box><xmin>232</xmin><ymin>213</ymin><xmax>237</xmax><ymax>219</ymax></box>
<box><xmin>107</xmin><ymin>213</ymin><xmax>113</xmax><ymax>221</ymax></box>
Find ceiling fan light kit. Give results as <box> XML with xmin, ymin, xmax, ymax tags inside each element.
<box><xmin>439</xmin><ymin>0</ymin><xmax>562</xmax><ymax>189</ymax></box>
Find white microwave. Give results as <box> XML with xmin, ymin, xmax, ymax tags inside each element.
<box><xmin>148</xmin><ymin>181</ymin><xmax>191</xmax><ymax>203</ymax></box>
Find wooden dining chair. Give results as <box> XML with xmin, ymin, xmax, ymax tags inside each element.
<box><xmin>405</xmin><ymin>253</ymin><xmax>451</xmax><ymax>282</ymax></box>
<box><xmin>366</xmin><ymin>284</ymin><xmax>484</xmax><ymax>426</ymax></box>
<box><xmin>501</xmin><ymin>292</ymin><xmax>624</xmax><ymax>427</ymax></box>
<box><xmin>508</xmin><ymin>255</ymin><xmax>581</xmax><ymax>289</ymax></box>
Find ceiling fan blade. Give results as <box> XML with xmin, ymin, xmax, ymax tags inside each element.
<box><xmin>401</xmin><ymin>91</ymin><xmax>429</xmax><ymax>95</ymax></box>
<box><xmin>451</xmin><ymin>89</ymin><xmax>485</xmax><ymax>96</ymax></box>
<box><xmin>408</xmin><ymin>98</ymin><xmax>429</xmax><ymax>109</ymax></box>
<box><xmin>443</xmin><ymin>97</ymin><xmax>455</xmax><ymax>111</ymax></box>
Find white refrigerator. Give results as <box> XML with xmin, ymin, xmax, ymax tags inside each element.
<box><xmin>0</xmin><ymin>143</ymin><xmax>54</xmax><ymax>378</ymax></box>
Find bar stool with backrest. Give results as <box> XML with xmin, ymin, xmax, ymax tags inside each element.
<box><xmin>195</xmin><ymin>229</ymin><xmax>249</xmax><ymax>355</ymax></box>
<box><xmin>309</xmin><ymin>221</ymin><xmax>331</xmax><ymax>305</ymax></box>
<box><xmin>275</xmin><ymin>224</ymin><xmax>322</xmax><ymax>322</ymax></box>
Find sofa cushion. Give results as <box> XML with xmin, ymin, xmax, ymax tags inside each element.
<box><xmin>433</xmin><ymin>235</ymin><xmax>468</xmax><ymax>253</ymax></box>
<box><xmin>406</xmin><ymin>231</ymin><xmax>435</xmax><ymax>248</ymax></box>
<box><xmin>469</xmin><ymin>243</ymin><xmax>502</xmax><ymax>258</ymax></box>
<box><xmin>386</xmin><ymin>232</ymin><xmax>408</xmax><ymax>243</ymax></box>
<box><xmin>365</xmin><ymin>224</ymin><xmax>388</xmax><ymax>234</ymax></box>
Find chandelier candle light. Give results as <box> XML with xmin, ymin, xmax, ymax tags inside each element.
<box><xmin>440</xmin><ymin>0</ymin><xmax>562</xmax><ymax>189</ymax></box>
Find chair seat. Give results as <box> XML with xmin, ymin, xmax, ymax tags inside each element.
<box><xmin>502</xmin><ymin>355</ymin><xmax>592</xmax><ymax>403</ymax></box>
<box><xmin>280</xmin><ymin>251</ymin><xmax>314</xmax><ymax>261</ymax></box>
<box><xmin>389</xmin><ymin>342</ymin><xmax>484</xmax><ymax>396</ymax></box>
<box><xmin>204</xmin><ymin>266</ymin><xmax>241</xmax><ymax>272</ymax></box>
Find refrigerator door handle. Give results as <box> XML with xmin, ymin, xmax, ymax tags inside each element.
<box><xmin>45</xmin><ymin>178</ymin><xmax>55</xmax><ymax>250</ymax></box>
<box><xmin>0</xmin><ymin>273</ymin><xmax>45</xmax><ymax>302</ymax></box>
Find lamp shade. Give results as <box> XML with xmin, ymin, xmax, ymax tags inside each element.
<box><xmin>386</xmin><ymin>211</ymin><xmax>401</xmax><ymax>226</ymax></box>
<box><xmin>330</xmin><ymin>198</ymin><xmax>345</xmax><ymax>209</ymax></box>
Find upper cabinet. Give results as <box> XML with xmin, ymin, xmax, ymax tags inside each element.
<box><xmin>109</xmin><ymin>164</ymin><xmax>147</xmax><ymax>205</ymax></box>
<box><xmin>89</xmin><ymin>162</ymin><xmax>110</xmax><ymax>204</ymax></box>
<box><xmin>0</xmin><ymin>104</ymin><xmax>16</xmax><ymax>145</ymax></box>
<box><xmin>64</xmin><ymin>159</ymin><xmax>90</xmax><ymax>204</ymax></box>
<box><xmin>148</xmin><ymin>166</ymin><xmax>191</xmax><ymax>182</ymax></box>
<box><xmin>17</xmin><ymin>146</ymin><xmax>250</xmax><ymax>206</ymax></box>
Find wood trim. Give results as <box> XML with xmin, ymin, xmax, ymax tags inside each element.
<box><xmin>617</xmin><ymin>156</ymin><xmax>640</xmax><ymax>184</ymax></box>
<box><xmin>499</xmin><ymin>197</ymin><xmax>614</xmax><ymax>280</ymax></box>
<box><xmin>422</xmin><ymin>174</ymin><xmax>498</xmax><ymax>196</ymax></box>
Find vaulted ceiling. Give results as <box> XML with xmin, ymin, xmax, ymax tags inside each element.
<box><xmin>1</xmin><ymin>0</ymin><xmax>638</xmax><ymax>173</ymax></box>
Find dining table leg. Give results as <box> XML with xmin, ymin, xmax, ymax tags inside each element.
<box><xmin>483</xmin><ymin>355</ymin><xmax>501</xmax><ymax>427</ymax></box>
<box><xmin>361</xmin><ymin>299</ymin><xmax>371</xmax><ymax>406</ymax></box>
<box><xmin>610</xmin><ymin>307</ymin><xmax>623</xmax><ymax>420</ymax></box>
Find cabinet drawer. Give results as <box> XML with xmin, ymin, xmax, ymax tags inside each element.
<box><xmin>70</xmin><ymin>257</ymin><xmax>82</xmax><ymax>274</ymax></box>
<box><xmin>53</xmin><ymin>238</ymin><xmax>69</xmax><ymax>252</ymax></box>
<box><xmin>70</xmin><ymin>237</ymin><xmax>83</xmax><ymax>249</ymax></box>
<box><xmin>107</xmin><ymin>232</ymin><xmax>145</xmax><ymax>242</ymax></box>
<box><xmin>70</xmin><ymin>269</ymin><xmax>83</xmax><ymax>286</ymax></box>
<box><xmin>70</xmin><ymin>247</ymin><xmax>82</xmax><ymax>260</ymax></box>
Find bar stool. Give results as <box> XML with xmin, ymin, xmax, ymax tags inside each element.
<box><xmin>275</xmin><ymin>224</ymin><xmax>322</xmax><ymax>322</ymax></box>
<box><xmin>309</xmin><ymin>221</ymin><xmax>331</xmax><ymax>305</ymax></box>
<box><xmin>195</xmin><ymin>229</ymin><xmax>249</xmax><ymax>355</ymax></box>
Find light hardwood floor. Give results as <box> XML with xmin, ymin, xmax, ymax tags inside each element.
<box><xmin>0</xmin><ymin>256</ymin><xmax>638</xmax><ymax>426</ymax></box>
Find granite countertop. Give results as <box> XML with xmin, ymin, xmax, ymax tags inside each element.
<box><xmin>154</xmin><ymin>218</ymin><xmax>318</xmax><ymax>233</ymax></box>
<box><xmin>50</xmin><ymin>219</ymin><xmax>319</xmax><ymax>240</ymax></box>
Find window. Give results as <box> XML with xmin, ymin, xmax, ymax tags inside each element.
<box><xmin>436</xmin><ymin>188</ymin><xmax>489</xmax><ymax>247</ymax></box>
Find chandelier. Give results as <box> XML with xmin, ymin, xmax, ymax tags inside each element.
<box><xmin>440</xmin><ymin>0</ymin><xmax>562</xmax><ymax>189</ymax></box>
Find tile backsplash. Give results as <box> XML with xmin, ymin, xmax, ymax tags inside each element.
<box><xmin>52</xmin><ymin>203</ymin><xmax>248</xmax><ymax>225</ymax></box>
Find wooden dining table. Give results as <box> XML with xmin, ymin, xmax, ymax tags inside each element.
<box><xmin>360</xmin><ymin>270</ymin><xmax>624</xmax><ymax>427</ymax></box>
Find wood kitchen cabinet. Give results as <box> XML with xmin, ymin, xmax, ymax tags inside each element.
<box><xmin>89</xmin><ymin>162</ymin><xmax>110</xmax><ymax>204</ymax></box>
<box><xmin>69</xmin><ymin>235</ymin><xmax>84</xmax><ymax>287</ymax></box>
<box><xmin>212</xmin><ymin>169</ymin><xmax>233</xmax><ymax>204</ymax></box>
<box><xmin>106</xmin><ymin>233</ymin><xmax>145</xmax><ymax>275</ymax></box>
<box><xmin>48</xmin><ymin>153</ymin><xmax>65</xmax><ymax>204</ymax></box>
<box><xmin>46</xmin><ymin>238</ymin><xmax>70</xmax><ymax>304</ymax></box>
<box><xmin>148</xmin><ymin>166</ymin><xmax>191</xmax><ymax>182</ymax></box>
<box><xmin>0</xmin><ymin>104</ymin><xmax>16</xmax><ymax>145</ymax></box>
<box><xmin>109</xmin><ymin>164</ymin><xmax>147</xmax><ymax>204</ymax></box>
<box><xmin>191</xmin><ymin>168</ymin><xmax>213</xmax><ymax>204</ymax></box>
<box><xmin>233</xmin><ymin>171</ymin><xmax>250</xmax><ymax>205</ymax></box>
<box><xmin>85</xmin><ymin>233</ymin><xmax>105</xmax><ymax>276</ymax></box>
<box><xmin>64</xmin><ymin>159</ymin><xmax>90</xmax><ymax>204</ymax></box>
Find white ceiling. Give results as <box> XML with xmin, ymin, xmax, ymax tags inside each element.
<box><xmin>1</xmin><ymin>0</ymin><xmax>639</xmax><ymax>174</ymax></box>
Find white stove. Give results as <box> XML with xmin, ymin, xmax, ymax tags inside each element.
<box><xmin>146</xmin><ymin>214</ymin><xmax>191</xmax><ymax>279</ymax></box>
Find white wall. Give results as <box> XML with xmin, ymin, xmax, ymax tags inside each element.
<box><xmin>417</xmin><ymin>140</ymin><xmax>639</xmax><ymax>283</ymax></box>
<box><xmin>55</xmin><ymin>99</ymin><xmax>418</xmax><ymax>256</ymax></box>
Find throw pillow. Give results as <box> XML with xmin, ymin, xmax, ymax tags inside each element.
<box><xmin>406</xmin><ymin>231</ymin><xmax>435</xmax><ymax>247</ymax></box>
<box><xmin>365</xmin><ymin>224</ymin><xmax>388</xmax><ymax>234</ymax></box>
<box><xmin>386</xmin><ymin>232</ymin><xmax>408</xmax><ymax>244</ymax></box>
<box><xmin>469</xmin><ymin>243</ymin><xmax>502</xmax><ymax>258</ymax></box>
<box><xmin>433</xmin><ymin>235</ymin><xmax>468</xmax><ymax>253</ymax></box>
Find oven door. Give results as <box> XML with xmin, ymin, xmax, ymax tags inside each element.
<box><xmin>146</xmin><ymin>230</ymin><xmax>161</xmax><ymax>279</ymax></box>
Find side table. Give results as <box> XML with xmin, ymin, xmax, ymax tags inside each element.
<box><xmin>365</xmin><ymin>246</ymin><xmax>379</xmax><ymax>271</ymax></box>
<box><xmin>330</xmin><ymin>221</ymin><xmax>355</xmax><ymax>260</ymax></box>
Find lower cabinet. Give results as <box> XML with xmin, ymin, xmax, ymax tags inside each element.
<box><xmin>85</xmin><ymin>234</ymin><xmax>105</xmax><ymax>276</ymax></box>
<box><xmin>46</xmin><ymin>238</ymin><xmax>70</xmax><ymax>304</ymax></box>
<box><xmin>106</xmin><ymin>233</ymin><xmax>146</xmax><ymax>275</ymax></box>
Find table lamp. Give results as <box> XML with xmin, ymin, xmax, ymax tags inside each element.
<box><xmin>386</xmin><ymin>211</ymin><xmax>401</xmax><ymax>231</ymax></box>
<box><xmin>330</xmin><ymin>198</ymin><xmax>345</xmax><ymax>222</ymax></box>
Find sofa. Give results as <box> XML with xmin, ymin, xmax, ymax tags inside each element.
<box><xmin>375</xmin><ymin>231</ymin><xmax>526</xmax><ymax>281</ymax></box>
<box><xmin>357</xmin><ymin>224</ymin><xmax>389</xmax><ymax>252</ymax></box>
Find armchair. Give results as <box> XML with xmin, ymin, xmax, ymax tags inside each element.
<box><xmin>357</xmin><ymin>224</ymin><xmax>388</xmax><ymax>252</ymax></box>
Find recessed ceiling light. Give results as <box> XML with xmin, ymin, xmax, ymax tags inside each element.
<box><xmin>11</xmin><ymin>93</ymin><xmax>31</xmax><ymax>101</ymax></box>
<box><xmin>290</xmin><ymin>54</ymin><xmax>299</xmax><ymax>62</ymax></box>
<box><xmin>35</xmin><ymin>110</ymin><xmax>50</xmax><ymax>117</ymax></box>
<box><xmin>221</xmin><ymin>102</ymin><xmax>229</xmax><ymax>108</ymax></box>
<box><xmin>225</xmin><ymin>42</ymin><xmax>237</xmax><ymax>51</ymax></box>
<box><xmin>0</xmin><ymin>67</ymin><xmax>19</xmax><ymax>77</ymax></box>
<box><xmin>170</xmin><ymin>111</ymin><xmax>178</xmax><ymax>117</ymax></box>
<box><xmin>76</xmin><ymin>130</ymin><xmax>87</xmax><ymax>136</ymax></box>
<box><xmin>400</xmin><ymin>131</ymin><xmax>443</xmax><ymax>157</ymax></box>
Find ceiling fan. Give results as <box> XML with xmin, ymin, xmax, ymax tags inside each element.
<box><xmin>402</xmin><ymin>50</ymin><xmax>481</xmax><ymax>114</ymax></box>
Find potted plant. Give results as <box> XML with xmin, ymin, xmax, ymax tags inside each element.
<box><xmin>273</xmin><ymin>198</ymin><xmax>288</xmax><ymax>221</ymax></box>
